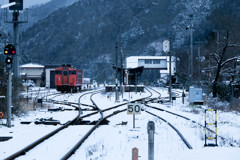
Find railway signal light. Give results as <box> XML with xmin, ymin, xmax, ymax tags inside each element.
<box><xmin>4</xmin><ymin>44</ymin><xmax>16</xmax><ymax>55</ymax></box>
<box><xmin>4</xmin><ymin>44</ymin><xmax>15</xmax><ymax>66</ymax></box>
<box><xmin>5</xmin><ymin>57</ymin><xmax>13</xmax><ymax>64</ymax></box>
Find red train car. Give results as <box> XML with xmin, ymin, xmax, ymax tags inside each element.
<box><xmin>55</xmin><ymin>65</ymin><xmax>83</xmax><ymax>93</ymax></box>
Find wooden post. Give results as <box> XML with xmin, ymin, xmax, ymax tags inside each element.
<box><xmin>132</xmin><ymin>147</ymin><xmax>138</xmax><ymax>160</ymax></box>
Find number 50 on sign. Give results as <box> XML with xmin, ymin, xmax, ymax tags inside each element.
<box><xmin>127</xmin><ymin>103</ymin><xmax>141</xmax><ymax>114</ymax></box>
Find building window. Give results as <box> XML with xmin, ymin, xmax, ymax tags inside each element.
<box><xmin>145</xmin><ymin>59</ymin><xmax>152</xmax><ymax>64</ymax></box>
<box><xmin>153</xmin><ymin>59</ymin><xmax>160</xmax><ymax>64</ymax></box>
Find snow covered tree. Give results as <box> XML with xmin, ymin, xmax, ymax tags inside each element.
<box><xmin>204</xmin><ymin>0</ymin><xmax>240</xmax><ymax>98</ymax></box>
<box><xmin>209</xmin><ymin>30</ymin><xmax>240</xmax><ymax>97</ymax></box>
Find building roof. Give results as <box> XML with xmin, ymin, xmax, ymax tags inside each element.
<box><xmin>21</xmin><ymin>63</ymin><xmax>44</xmax><ymax>68</ymax></box>
<box><xmin>127</xmin><ymin>56</ymin><xmax>169</xmax><ymax>60</ymax></box>
<box><xmin>127</xmin><ymin>56</ymin><xmax>169</xmax><ymax>68</ymax></box>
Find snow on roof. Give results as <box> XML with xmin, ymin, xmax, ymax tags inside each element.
<box><xmin>21</xmin><ymin>63</ymin><xmax>44</xmax><ymax>68</ymax></box>
<box><xmin>127</xmin><ymin>56</ymin><xmax>168</xmax><ymax>60</ymax></box>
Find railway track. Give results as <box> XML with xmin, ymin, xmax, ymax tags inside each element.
<box><xmin>4</xmin><ymin>89</ymin><xmax>152</xmax><ymax>160</ymax></box>
<box><xmin>143</xmin><ymin>87</ymin><xmax>193</xmax><ymax>149</ymax></box>
<box><xmin>146</xmin><ymin>87</ymin><xmax>240</xmax><ymax>147</ymax></box>
<box><xmin>8</xmin><ymin>86</ymin><xmax>236</xmax><ymax>159</ymax></box>
<box><xmin>4</xmin><ymin>90</ymin><xmax>101</xmax><ymax>160</ymax></box>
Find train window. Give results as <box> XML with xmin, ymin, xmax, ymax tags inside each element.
<box><xmin>69</xmin><ymin>71</ymin><xmax>76</xmax><ymax>75</ymax></box>
<box><xmin>63</xmin><ymin>71</ymin><xmax>68</xmax><ymax>75</ymax></box>
<box><xmin>55</xmin><ymin>70</ymin><xmax>62</xmax><ymax>74</ymax></box>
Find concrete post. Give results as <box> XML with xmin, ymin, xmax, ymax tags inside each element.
<box><xmin>7</xmin><ymin>69</ymin><xmax>12</xmax><ymax>127</ymax></box>
<box><xmin>147</xmin><ymin>121</ymin><xmax>155</xmax><ymax>160</ymax></box>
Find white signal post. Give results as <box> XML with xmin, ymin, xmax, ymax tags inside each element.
<box><xmin>163</xmin><ymin>39</ymin><xmax>172</xmax><ymax>102</ymax></box>
<box><xmin>127</xmin><ymin>103</ymin><xmax>141</xmax><ymax>128</ymax></box>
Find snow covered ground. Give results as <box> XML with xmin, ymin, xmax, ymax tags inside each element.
<box><xmin>0</xmin><ymin>86</ymin><xmax>239</xmax><ymax>160</ymax></box>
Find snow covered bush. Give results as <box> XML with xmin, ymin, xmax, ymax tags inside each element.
<box><xmin>229</xmin><ymin>98</ymin><xmax>240</xmax><ymax>112</ymax></box>
<box><xmin>206</xmin><ymin>97</ymin><xmax>230</xmax><ymax>111</ymax></box>
<box><xmin>215</xmin><ymin>82</ymin><xmax>231</xmax><ymax>102</ymax></box>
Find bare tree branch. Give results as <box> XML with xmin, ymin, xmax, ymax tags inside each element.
<box><xmin>221</xmin><ymin>56</ymin><xmax>240</xmax><ymax>67</ymax></box>
<box><xmin>210</xmin><ymin>52</ymin><xmax>220</xmax><ymax>63</ymax></box>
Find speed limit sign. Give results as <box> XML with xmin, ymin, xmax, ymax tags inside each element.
<box><xmin>127</xmin><ymin>103</ymin><xmax>141</xmax><ymax>114</ymax></box>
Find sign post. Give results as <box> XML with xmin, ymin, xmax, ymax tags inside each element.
<box><xmin>127</xmin><ymin>103</ymin><xmax>141</xmax><ymax>128</ymax></box>
<box><xmin>163</xmin><ymin>39</ymin><xmax>172</xmax><ymax>102</ymax></box>
<box><xmin>132</xmin><ymin>147</ymin><xmax>139</xmax><ymax>160</ymax></box>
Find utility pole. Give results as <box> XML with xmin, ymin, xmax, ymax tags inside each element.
<box><xmin>163</xmin><ymin>40</ymin><xmax>171</xmax><ymax>102</ymax></box>
<box><xmin>4</xmin><ymin>2</ymin><xmax>28</xmax><ymax>103</ymax></box>
<box><xmin>190</xmin><ymin>15</ymin><xmax>193</xmax><ymax>87</ymax></box>
<box><xmin>186</xmin><ymin>15</ymin><xmax>193</xmax><ymax>87</ymax></box>
<box><xmin>169</xmin><ymin>51</ymin><xmax>172</xmax><ymax>102</ymax></box>
<box><xmin>198</xmin><ymin>46</ymin><xmax>200</xmax><ymax>88</ymax></box>
<box><xmin>115</xmin><ymin>42</ymin><xmax>119</xmax><ymax>102</ymax></box>
<box><xmin>120</xmin><ymin>42</ymin><xmax>123</xmax><ymax>98</ymax></box>
<box><xmin>12</xmin><ymin>11</ymin><xmax>20</xmax><ymax>79</ymax></box>
<box><xmin>195</xmin><ymin>40</ymin><xmax>204</xmax><ymax>88</ymax></box>
<box><xmin>4</xmin><ymin>44</ymin><xmax>16</xmax><ymax>128</ymax></box>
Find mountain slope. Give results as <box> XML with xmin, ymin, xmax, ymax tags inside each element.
<box><xmin>22</xmin><ymin>0</ymin><xmax>215</xmax><ymax>80</ymax></box>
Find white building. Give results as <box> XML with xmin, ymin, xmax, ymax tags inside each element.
<box><xmin>20</xmin><ymin>63</ymin><xmax>44</xmax><ymax>86</ymax></box>
<box><xmin>126</xmin><ymin>56</ymin><xmax>176</xmax><ymax>80</ymax></box>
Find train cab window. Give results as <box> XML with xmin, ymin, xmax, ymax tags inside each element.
<box><xmin>55</xmin><ymin>70</ymin><xmax>62</xmax><ymax>74</ymax></box>
<box><xmin>69</xmin><ymin>71</ymin><xmax>76</xmax><ymax>75</ymax></box>
<box><xmin>63</xmin><ymin>71</ymin><xmax>68</xmax><ymax>76</ymax></box>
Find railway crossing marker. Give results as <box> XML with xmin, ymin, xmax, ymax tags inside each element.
<box><xmin>127</xmin><ymin>103</ymin><xmax>141</xmax><ymax>128</ymax></box>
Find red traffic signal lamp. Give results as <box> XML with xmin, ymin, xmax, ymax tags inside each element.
<box><xmin>4</xmin><ymin>44</ymin><xmax>16</xmax><ymax>55</ymax></box>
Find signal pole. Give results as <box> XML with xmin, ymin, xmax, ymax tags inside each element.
<box><xmin>13</xmin><ymin>10</ymin><xmax>20</xmax><ymax>78</ymax></box>
<box><xmin>4</xmin><ymin>1</ymin><xmax>28</xmax><ymax>103</ymax></box>
<box><xmin>190</xmin><ymin>17</ymin><xmax>193</xmax><ymax>86</ymax></box>
<box><xmin>115</xmin><ymin>42</ymin><xmax>119</xmax><ymax>102</ymax></box>
<box><xmin>120</xmin><ymin>42</ymin><xmax>124</xmax><ymax>98</ymax></box>
<box><xmin>4</xmin><ymin>44</ymin><xmax>16</xmax><ymax>127</ymax></box>
<box><xmin>6</xmin><ymin>68</ymin><xmax>12</xmax><ymax>127</ymax></box>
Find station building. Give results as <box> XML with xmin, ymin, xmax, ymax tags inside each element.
<box><xmin>126</xmin><ymin>56</ymin><xmax>176</xmax><ymax>84</ymax></box>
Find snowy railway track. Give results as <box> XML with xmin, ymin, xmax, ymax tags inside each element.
<box><xmin>4</xmin><ymin>89</ymin><xmax>152</xmax><ymax>160</ymax></box>
<box><xmin>144</xmin><ymin>88</ymin><xmax>193</xmax><ymax>149</ymax></box>
<box><xmin>60</xmin><ymin>91</ymin><xmax>155</xmax><ymax>159</ymax></box>
<box><xmin>145</xmin><ymin>109</ymin><xmax>193</xmax><ymax>149</ymax></box>
<box><xmin>4</xmin><ymin>90</ymin><xmax>101</xmax><ymax>160</ymax></box>
<box><xmin>146</xmin><ymin>87</ymin><xmax>240</xmax><ymax>148</ymax></box>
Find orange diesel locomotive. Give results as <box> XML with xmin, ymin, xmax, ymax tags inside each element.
<box><xmin>55</xmin><ymin>65</ymin><xmax>83</xmax><ymax>93</ymax></box>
